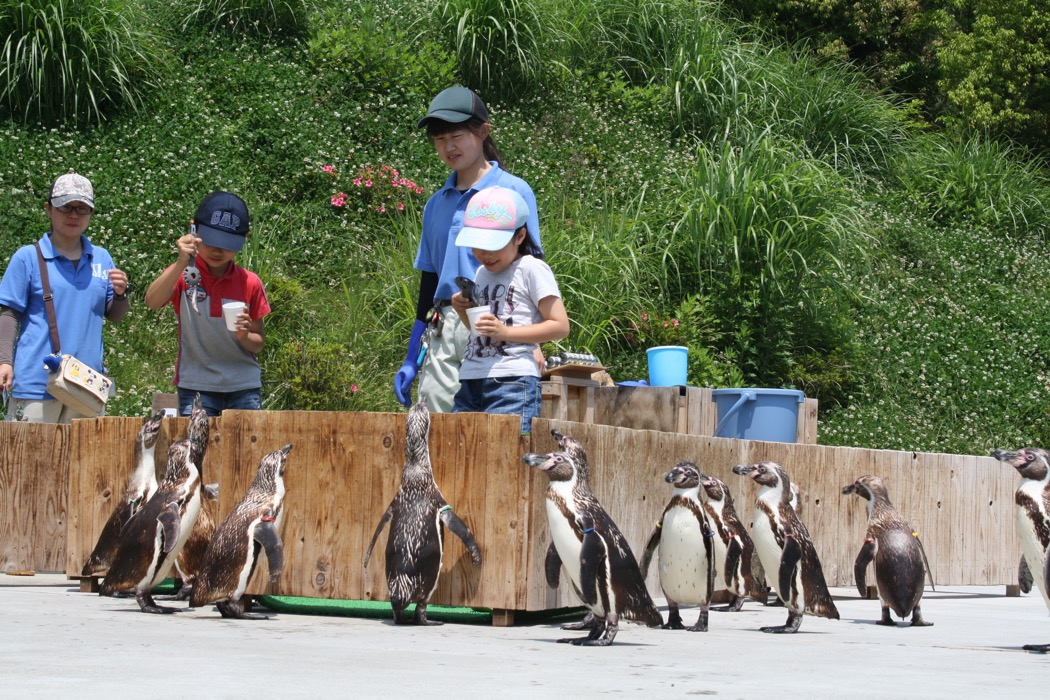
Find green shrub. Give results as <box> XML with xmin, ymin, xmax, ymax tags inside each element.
<box><xmin>0</xmin><ymin>0</ymin><xmax>165</xmax><ymax>125</ymax></box>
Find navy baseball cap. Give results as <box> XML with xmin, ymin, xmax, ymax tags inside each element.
<box><xmin>417</xmin><ymin>87</ymin><xmax>489</xmax><ymax>128</ymax></box>
<box><xmin>194</xmin><ymin>191</ymin><xmax>249</xmax><ymax>252</ymax></box>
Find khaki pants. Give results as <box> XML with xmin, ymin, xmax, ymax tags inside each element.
<box><xmin>418</xmin><ymin>305</ymin><xmax>469</xmax><ymax>413</ymax></box>
<box><xmin>6</xmin><ymin>397</ymin><xmax>100</xmax><ymax>424</ymax></box>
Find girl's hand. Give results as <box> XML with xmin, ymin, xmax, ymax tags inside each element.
<box><xmin>108</xmin><ymin>268</ymin><xmax>130</xmax><ymax>297</ymax></box>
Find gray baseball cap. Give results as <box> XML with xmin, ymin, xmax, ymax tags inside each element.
<box><xmin>49</xmin><ymin>173</ymin><xmax>94</xmax><ymax>209</ymax></box>
<box><xmin>417</xmin><ymin>87</ymin><xmax>489</xmax><ymax>128</ymax></box>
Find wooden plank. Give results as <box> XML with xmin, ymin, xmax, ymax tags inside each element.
<box><xmin>799</xmin><ymin>398</ymin><xmax>819</xmax><ymax>444</ymax></box>
<box><xmin>950</xmin><ymin>454</ymin><xmax>978</xmax><ymax>583</ymax></box>
<box><xmin>592</xmin><ymin>386</ymin><xmax>680</xmax><ymax>432</ymax></box>
<box><xmin>1</xmin><ymin>422</ymin><xmax>68</xmax><ymax>572</ymax></box>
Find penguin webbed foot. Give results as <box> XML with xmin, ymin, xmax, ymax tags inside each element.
<box><xmin>561</xmin><ymin>610</ymin><xmax>598</xmax><ymax>631</ymax></box>
<box><xmin>661</xmin><ymin>605</ymin><xmax>685</xmax><ymax>630</ymax></box>
<box><xmin>876</xmin><ymin>607</ymin><xmax>897</xmax><ymax>626</ymax></box>
<box><xmin>216</xmin><ymin>599</ymin><xmax>269</xmax><ymax>620</ymax></box>
<box><xmin>687</xmin><ymin>608</ymin><xmax>709</xmax><ymax>632</ymax></box>
<box><xmin>560</xmin><ymin>618</ymin><xmax>616</xmax><ymax>646</ymax></box>
<box><xmin>714</xmin><ymin>595</ymin><xmax>745</xmax><ymax>612</ymax></box>
<box><xmin>1022</xmin><ymin>643</ymin><xmax>1050</xmax><ymax>653</ymax></box>
<box><xmin>761</xmin><ymin>609</ymin><xmax>802</xmax><ymax>634</ymax></box>
<box><xmin>413</xmin><ymin>603</ymin><xmax>444</xmax><ymax>626</ymax></box>
<box><xmin>909</xmin><ymin>607</ymin><xmax>933</xmax><ymax>627</ymax></box>
<box><xmin>136</xmin><ymin>592</ymin><xmax>180</xmax><ymax>614</ymax></box>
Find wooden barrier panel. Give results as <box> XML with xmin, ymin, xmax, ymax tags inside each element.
<box><xmin>0</xmin><ymin>422</ymin><xmax>69</xmax><ymax>572</ymax></box>
<box><xmin>0</xmin><ymin>408</ymin><xmax>1013</xmax><ymax>615</ymax></box>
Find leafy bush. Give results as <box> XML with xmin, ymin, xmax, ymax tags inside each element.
<box><xmin>180</xmin><ymin>0</ymin><xmax>311</xmax><ymax>38</ymax></box>
<box><xmin>0</xmin><ymin>0</ymin><xmax>165</xmax><ymax>125</ymax></box>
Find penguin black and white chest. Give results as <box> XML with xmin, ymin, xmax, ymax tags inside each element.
<box><xmin>639</xmin><ymin>461</ymin><xmax>715</xmax><ymax>632</ymax></box>
<box><xmin>364</xmin><ymin>400</ymin><xmax>482</xmax><ymax>625</ymax></box>
<box><xmin>523</xmin><ymin>431</ymin><xmax>663</xmax><ymax>646</ymax></box>
<box><xmin>99</xmin><ymin>439</ymin><xmax>203</xmax><ymax>613</ymax></box>
<box><xmin>700</xmin><ymin>473</ymin><xmax>759</xmax><ymax>611</ymax></box>
<box><xmin>842</xmin><ymin>475</ymin><xmax>932</xmax><ymax>627</ymax></box>
<box><xmin>174</xmin><ymin>395</ymin><xmax>217</xmax><ymax>599</ymax></box>
<box><xmin>190</xmin><ymin>444</ymin><xmax>293</xmax><ymax>619</ymax></box>
<box><xmin>732</xmin><ymin>461</ymin><xmax>839</xmax><ymax>633</ymax></box>
<box><xmin>992</xmin><ymin>447</ymin><xmax>1050</xmax><ymax>652</ymax></box>
<box><xmin>82</xmin><ymin>409</ymin><xmax>166</xmax><ymax>577</ymax></box>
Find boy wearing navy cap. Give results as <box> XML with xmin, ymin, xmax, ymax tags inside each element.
<box><xmin>145</xmin><ymin>191</ymin><xmax>271</xmax><ymax>416</ymax></box>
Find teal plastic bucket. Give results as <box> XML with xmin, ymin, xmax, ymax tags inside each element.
<box><xmin>711</xmin><ymin>388</ymin><xmax>805</xmax><ymax>442</ymax></box>
<box><xmin>647</xmin><ymin>346</ymin><xmax>688</xmax><ymax>386</ymax></box>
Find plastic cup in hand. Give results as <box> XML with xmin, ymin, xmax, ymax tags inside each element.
<box><xmin>222</xmin><ymin>301</ymin><xmax>247</xmax><ymax>332</ymax></box>
<box><xmin>466</xmin><ymin>306</ymin><xmax>489</xmax><ymax>335</ymax></box>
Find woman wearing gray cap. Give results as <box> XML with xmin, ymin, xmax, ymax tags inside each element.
<box><xmin>393</xmin><ymin>86</ymin><xmax>543</xmax><ymax>412</ymax></box>
<box><xmin>0</xmin><ymin>173</ymin><xmax>130</xmax><ymax>423</ymax></box>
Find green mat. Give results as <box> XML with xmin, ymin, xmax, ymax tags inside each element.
<box><xmin>153</xmin><ymin>579</ymin><xmax>586</xmax><ymax>625</ymax></box>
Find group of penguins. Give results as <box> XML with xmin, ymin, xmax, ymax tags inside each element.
<box><xmin>83</xmin><ymin>395</ymin><xmax>291</xmax><ymax>618</ymax></box>
<box><xmin>82</xmin><ymin>398</ymin><xmax>1050</xmax><ymax>652</ymax></box>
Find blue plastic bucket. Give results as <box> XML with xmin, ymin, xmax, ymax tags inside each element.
<box><xmin>646</xmin><ymin>346</ymin><xmax>688</xmax><ymax>386</ymax></box>
<box><xmin>711</xmin><ymin>388</ymin><xmax>805</xmax><ymax>442</ymax></box>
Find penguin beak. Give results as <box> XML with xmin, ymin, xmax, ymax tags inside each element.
<box><xmin>523</xmin><ymin>452</ymin><xmax>555</xmax><ymax>471</ymax></box>
<box><xmin>732</xmin><ymin>464</ymin><xmax>754</xmax><ymax>477</ymax></box>
<box><xmin>842</xmin><ymin>483</ymin><xmax>857</xmax><ymax>495</ymax></box>
<box><xmin>281</xmin><ymin>443</ymin><xmax>293</xmax><ymax>455</ymax></box>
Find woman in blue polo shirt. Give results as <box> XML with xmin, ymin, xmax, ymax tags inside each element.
<box><xmin>0</xmin><ymin>173</ymin><xmax>130</xmax><ymax>423</ymax></box>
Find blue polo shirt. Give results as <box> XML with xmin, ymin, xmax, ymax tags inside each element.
<box><xmin>0</xmin><ymin>233</ymin><xmax>115</xmax><ymax>399</ymax></box>
<box><xmin>414</xmin><ymin>162</ymin><xmax>542</xmax><ymax>303</ymax></box>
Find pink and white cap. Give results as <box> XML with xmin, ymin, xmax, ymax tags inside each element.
<box><xmin>455</xmin><ymin>186</ymin><xmax>530</xmax><ymax>251</ymax></box>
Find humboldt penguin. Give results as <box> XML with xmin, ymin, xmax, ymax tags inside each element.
<box><xmin>699</xmin><ymin>473</ymin><xmax>761</xmax><ymax>611</ymax></box>
<box><xmin>364</xmin><ymin>400</ymin><xmax>482</xmax><ymax>625</ymax></box>
<box><xmin>992</xmin><ymin>447</ymin><xmax>1050</xmax><ymax>652</ymax></box>
<box><xmin>842</xmin><ymin>475</ymin><xmax>932</xmax><ymax>627</ymax></box>
<box><xmin>190</xmin><ymin>444</ymin><xmax>293</xmax><ymax>619</ymax></box>
<box><xmin>99</xmin><ymin>439</ymin><xmax>203</xmax><ymax>613</ymax></box>
<box><xmin>82</xmin><ymin>410</ymin><xmax>166</xmax><ymax>577</ymax></box>
<box><xmin>523</xmin><ymin>432</ymin><xmax>663</xmax><ymax>645</ymax></box>
<box><xmin>173</xmin><ymin>394</ymin><xmax>216</xmax><ymax>600</ymax></box>
<box><xmin>732</xmin><ymin>461</ymin><xmax>839</xmax><ymax>633</ymax></box>
<box><xmin>639</xmin><ymin>461</ymin><xmax>715</xmax><ymax>631</ymax></box>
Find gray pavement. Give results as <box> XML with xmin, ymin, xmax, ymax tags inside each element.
<box><xmin>1</xmin><ymin>573</ymin><xmax>1048</xmax><ymax>698</ymax></box>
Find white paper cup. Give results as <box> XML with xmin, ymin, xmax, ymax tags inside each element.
<box><xmin>466</xmin><ymin>306</ymin><xmax>489</xmax><ymax>335</ymax></box>
<box><xmin>222</xmin><ymin>301</ymin><xmax>247</xmax><ymax>332</ymax></box>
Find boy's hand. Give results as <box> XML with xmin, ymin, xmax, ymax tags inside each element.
<box><xmin>450</xmin><ymin>292</ymin><xmax>470</xmax><ymax>313</ymax></box>
<box><xmin>175</xmin><ymin>231</ymin><xmax>200</xmax><ymax>267</ymax></box>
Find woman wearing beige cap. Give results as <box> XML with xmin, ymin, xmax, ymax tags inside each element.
<box><xmin>0</xmin><ymin>173</ymin><xmax>130</xmax><ymax>423</ymax></box>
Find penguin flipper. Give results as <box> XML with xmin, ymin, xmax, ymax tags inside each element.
<box><xmin>1043</xmin><ymin>541</ymin><xmax>1050</xmax><ymax>598</ymax></box>
<box><xmin>1019</xmin><ymin>554</ymin><xmax>1033</xmax><ymax>594</ymax></box>
<box><xmin>363</xmin><ymin>503</ymin><xmax>394</xmax><ymax>568</ymax></box>
<box><xmin>159</xmin><ymin>502</ymin><xmax>182</xmax><ymax>554</ymax></box>
<box><xmin>725</xmin><ymin>536</ymin><xmax>743</xmax><ymax>589</ymax></box>
<box><xmin>702</xmin><ymin>518</ymin><xmax>715</xmax><ymax>601</ymax></box>
<box><xmin>545</xmin><ymin>542</ymin><xmax>562</xmax><ymax>589</ymax></box>
<box><xmin>578</xmin><ymin>529</ymin><xmax>605</xmax><ymax>608</ymax></box>
<box><xmin>854</xmin><ymin>539</ymin><xmax>876</xmax><ymax>598</ymax></box>
<box><xmin>638</xmin><ymin>523</ymin><xmax>661</xmax><ymax>579</ymax></box>
<box><xmin>778</xmin><ymin>535</ymin><xmax>803</xmax><ymax>603</ymax></box>
<box><xmin>439</xmin><ymin>506</ymin><xmax>482</xmax><ymax>566</ymax></box>
<box><xmin>254</xmin><ymin>516</ymin><xmax>284</xmax><ymax>582</ymax></box>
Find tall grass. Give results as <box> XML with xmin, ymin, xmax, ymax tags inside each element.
<box><xmin>891</xmin><ymin>133</ymin><xmax>1050</xmax><ymax>238</ymax></box>
<box><xmin>180</xmin><ymin>0</ymin><xmax>311</xmax><ymax>38</ymax></box>
<box><xmin>0</xmin><ymin>0</ymin><xmax>164</xmax><ymax>125</ymax></box>
<box><xmin>671</xmin><ymin>135</ymin><xmax>866</xmax><ymax>385</ymax></box>
<box><xmin>430</xmin><ymin>0</ymin><xmax>547</xmax><ymax>101</ymax></box>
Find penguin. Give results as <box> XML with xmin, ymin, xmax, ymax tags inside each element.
<box><xmin>82</xmin><ymin>409</ymin><xmax>166</xmax><ymax>577</ymax></box>
<box><xmin>698</xmin><ymin>473</ymin><xmax>761</xmax><ymax>611</ymax></box>
<box><xmin>842</xmin><ymin>475</ymin><xmax>933</xmax><ymax>627</ymax></box>
<box><xmin>992</xmin><ymin>447</ymin><xmax>1050</xmax><ymax>652</ymax></box>
<box><xmin>173</xmin><ymin>394</ymin><xmax>216</xmax><ymax>600</ymax></box>
<box><xmin>363</xmin><ymin>399</ymin><xmax>482</xmax><ymax>625</ymax></box>
<box><xmin>732</xmin><ymin>461</ymin><xmax>839</xmax><ymax>633</ymax></box>
<box><xmin>523</xmin><ymin>431</ymin><xmax>663</xmax><ymax>645</ymax></box>
<box><xmin>190</xmin><ymin>444</ymin><xmax>293</xmax><ymax>619</ymax></box>
<box><xmin>638</xmin><ymin>461</ymin><xmax>715</xmax><ymax>631</ymax></box>
<box><xmin>99</xmin><ymin>439</ymin><xmax>203</xmax><ymax>613</ymax></box>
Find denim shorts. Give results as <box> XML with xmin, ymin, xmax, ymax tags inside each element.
<box><xmin>452</xmin><ymin>375</ymin><xmax>541</xmax><ymax>434</ymax></box>
<box><xmin>178</xmin><ymin>387</ymin><xmax>262</xmax><ymax>417</ymax></box>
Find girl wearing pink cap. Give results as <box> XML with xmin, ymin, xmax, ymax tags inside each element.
<box><xmin>449</xmin><ymin>186</ymin><xmax>569</xmax><ymax>434</ymax></box>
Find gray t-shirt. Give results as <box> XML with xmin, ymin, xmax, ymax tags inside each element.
<box><xmin>459</xmin><ymin>255</ymin><xmax>560</xmax><ymax>380</ymax></box>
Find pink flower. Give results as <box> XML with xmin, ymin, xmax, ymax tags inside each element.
<box><xmin>331</xmin><ymin>193</ymin><xmax>346</xmax><ymax>207</ymax></box>
<box><xmin>378</xmin><ymin>204</ymin><xmax>386</xmax><ymax>213</ymax></box>
<box><xmin>350</xmin><ymin>384</ymin><xmax>359</xmax><ymax>393</ymax></box>
<box><xmin>353</xmin><ymin>177</ymin><xmax>362</xmax><ymax>186</ymax></box>
<box><xmin>641</xmin><ymin>313</ymin><xmax>649</xmax><ymax>321</ymax></box>
<box><xmin>672</xmin><ymin>319</ymin><xmax>680</xmax><ymax>327</ymax></box>
<box><xmin>364</xmin><ymin>180</ymin><xmax>373</xmax><ymax>188</ymax></box>
<box><xmin>396</xmin><ymin>202</ymin><xmax>405</xmax><ymax>211</ymax></box>
<box><xmin>321</xmin><ymin>165</ymin><xmax>335</xmax><ymax>173</ymax></box>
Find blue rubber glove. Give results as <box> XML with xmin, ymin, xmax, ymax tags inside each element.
<box><xmin>393</xmin><ymin>319</ymin><xmax>427</xmax><ymax>407</ymax></box>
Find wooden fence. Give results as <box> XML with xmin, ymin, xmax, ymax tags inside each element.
<box><xmin>0</xmin><ymin>389</ymin><xmax>1020</xmax><ymax>621</ymax></box>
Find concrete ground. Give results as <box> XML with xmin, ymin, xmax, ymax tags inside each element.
<box><xmin>1</xmin><ymin>573</ymin><xmax>1047</xmax><ymax>699</ymax></box>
